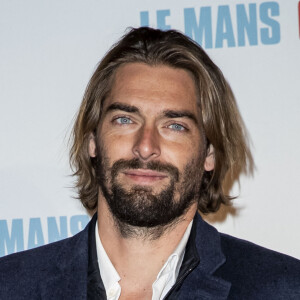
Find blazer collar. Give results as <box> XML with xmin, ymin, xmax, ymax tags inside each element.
<box><xmin>37</xmin><ymin>212</ymin><xmax>231</xmax><ymax>299</ymax></box>
<box><xmin>87</xmin><ymin>213</ymin><xmax>107</xmax><ymax>298</ymax></box>
<box><xmin>175</xmin><ymin>213</ymin><xmax>231</xmax><ymax>299</ymax></box>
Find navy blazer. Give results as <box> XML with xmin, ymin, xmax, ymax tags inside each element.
<box><xmin>0</xmin><ymin>213</ymin><xmax>299</xmax><ymax>299</ymax></box>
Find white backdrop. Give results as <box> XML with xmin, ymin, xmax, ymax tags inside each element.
<box><xmin>1</xmin><ymin>0</ymin><xmax>299</xmax><ymax>259</ymax></box>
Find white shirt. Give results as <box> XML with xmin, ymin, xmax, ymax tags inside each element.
<box><xmin>95</xmin><ymin>220</ymin><xmax>193</xmax><ymax>300</ymax></box>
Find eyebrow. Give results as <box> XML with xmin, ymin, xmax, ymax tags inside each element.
<box><xmin>163</xmin><ymin>110</ymin><xmax>198</xmax><ymax>125</ymax></box>
<box><xmin>104</xmin><ymin>102</ymin><xmax>198</xmax><ymax>124</ymax></box>
<box><xmin>105</xmin><ymin>102</ymin><xmax>139</xmax><ymax>114</ymax></box>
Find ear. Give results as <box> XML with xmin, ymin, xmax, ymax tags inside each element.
<box><xmin>204</xmin><ymin>144</ymin><xmax>215</xmax><ymax>171</ymax></box>
<box><xmin>88</xmin><ymin>133</ymin><xmax>97</xmax><ymax>158</ymax></box>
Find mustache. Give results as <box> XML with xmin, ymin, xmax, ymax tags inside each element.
<box><xmin>111</xmin><ymin>158</ymin><xmax>179</xmax><ymax>182</ymax></box>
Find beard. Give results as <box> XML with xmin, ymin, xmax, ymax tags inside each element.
<box><xmin>95</xmin><ymin>147</ymin><xmax>204</xmax><ymax>239</ymax></box>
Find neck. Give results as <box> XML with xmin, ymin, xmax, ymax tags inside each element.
<box><xmin>97</xmin><ymin>193</ymin><xmax>197</xmax><ymax>293</ymax></box>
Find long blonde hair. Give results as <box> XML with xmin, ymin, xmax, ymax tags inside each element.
<box><xmin>70</xmin><ymin>27</ymin><xmax>253</xmax><ymax>213</ymax></box>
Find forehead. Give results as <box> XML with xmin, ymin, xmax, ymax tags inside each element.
<box><xmin>105</xmin><ymin>63</ymin><xmax>199</xmax><ymax>115</ymax></box>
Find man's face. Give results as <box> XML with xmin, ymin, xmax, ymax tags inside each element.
<box><xmin>89</xmin><ymin>63</ymin><xmax>214</xmax><ymax>229</ymax></box>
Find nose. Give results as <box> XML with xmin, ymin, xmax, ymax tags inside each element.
<box><xmin>132</xmin><ymin>125</ymin><xmax>161</xmax><ymax>161</ymax></box>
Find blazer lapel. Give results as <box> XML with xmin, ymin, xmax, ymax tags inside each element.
<box><xmin>178</xmin><ymin>272</ymin><xmax>231</xmax><ymax>299</ymax></box>
<box><xmin>177</xmin><ymin>214</ymin><xmax>231</xmax><ymax>299</ymax></box>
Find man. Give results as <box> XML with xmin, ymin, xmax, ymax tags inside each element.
<box><xmin>0</xmin><ymin>27</ymin><xmax>299</xmax><ymax>299</ymax></box>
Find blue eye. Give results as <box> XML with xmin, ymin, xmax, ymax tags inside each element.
<box><xmin>168</xmin><ymin>123</ymin><xmax>185</xmax><ymax>131</ymax></box>
<box><xmin>115</xmin><ymin>117</ymin><xmax>133</xmax><ymax>124</ymax></box>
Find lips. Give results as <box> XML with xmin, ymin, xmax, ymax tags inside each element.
<box><xmin>123</xmin><ymin>169</ymin><xmax>168</xmax><ymax>183</ymax></box>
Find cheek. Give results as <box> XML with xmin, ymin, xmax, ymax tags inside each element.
<box><xmin>99</xmin><ymin>130</ymin><xmax>135</xmax><ymax>161</ymax></box>
<box><xmin>162</xmin><ymin>133</ymin><xmax>203</xmax><ymax>161</ymax></box>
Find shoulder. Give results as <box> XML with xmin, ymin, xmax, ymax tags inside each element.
<box><xmin>219</xmin><ymin>232</ymin><xmax>300</xmax><ymax>270</ymax></box>
<box><xmin>0</xmin><ymin>225</ymin><xmax>89</xmax><ymax>298</ymax></box>
<box><xmin>0</xmin><ymin>225</ymin><xmax>87</xmax><ymax>270</ymax></box>
<box><xmin>216</xmin><ymin>233</ymin><xmax>300</xmax><ymax>298</ymax></box>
